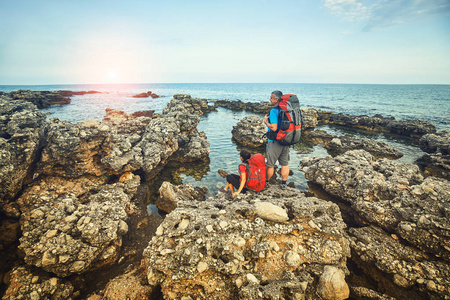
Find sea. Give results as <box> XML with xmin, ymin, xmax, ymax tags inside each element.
<box><xmin>1</xmin><ymin>83</ymin><xmax>449</xmax><ymax>198</ymax></box>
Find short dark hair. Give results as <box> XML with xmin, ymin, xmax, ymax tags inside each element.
<box><xmin>240</xmin><ymin>150</ymin><xmax>251</xmax><ymax>162</ymax></box>
<box><xmin>271</xmin><ymin>90</ymin><xmax>283</xmax><ymax>101</ymax></box>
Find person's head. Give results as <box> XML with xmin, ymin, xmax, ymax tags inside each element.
<box><xmin>270</xmin><ymin>90</ymin><xmax>283</xmax><ymax>106</ymax></box>
<box><xmin>240</xmin><ymin>150</ymin><xmax>251</xmax><ymax>162</ymax></box>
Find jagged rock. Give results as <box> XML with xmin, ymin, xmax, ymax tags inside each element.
<box><xmin>349</xmin><ymin>226</ymin><xmax>449</xmax><ymax>300</ymax></box>
<box><xmin>303</xmin><ymin>130</ymin><xmax>403</xmax><ymax>159</ymax></box>
<box><xmin>0</xmin><ymin>97</ymin><xmax>47</xmax><ymax>217</ymax></box>
<box><xmin>417</xmin><ymin>130</ymin><xmax>450</xmax><ymax>180</ymax></box>
<box><xmin>155</xmin><ymin>181</ymin><xmax>206</xmax><ymax>213</ymax></box>
<box><xmin>232</xmin><ymin>115</ymin><xmax>267</xmax><ymax>148</ymax></box>
<box><xmin>3</xmin><ymin>264</ymin><xmax>76</xmax><ymax>299</ymax></box>
<box><xmin>17</xmin><ymin>175</ymin><xmax>141</xmax><ymax>277</ymax></box>
<box><xmin>317</xmin><ymin>112</ymin><xmax>436</xmax><ymax>138</ymax></box>
<box><xmin>301</xmin><ymin>107</ymin><xmax>319</xmax><ymax>130</ymax></box>
<box><xmin>325</xmin><ymin>135</ymin><xmax>403</xmax><ymax>159</ymax></box>
<box><xmin>299</xmin><ymin>150</ymin><xmax>450</xmax><ymax>299</ymax></box>
<box><xmin>1</xmin><ymin>90</ymin><xmax>72</xmax><ymax>108</ymax></box>
<box><xmin>213</xmin><ymin>99</ymin><xmax>272</xmax><ymax>114</ymax></box>
<box><xmin>142</xmin><ymin>185</ymin><xmax>350</xmax><ymax>299</ymax></box>
<box><xmin>100</xmin><ymin>271</ymin><xmax>152</xmax><ymax>300</ymax></box>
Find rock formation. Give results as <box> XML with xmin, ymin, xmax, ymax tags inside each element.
<box><xmin>132</xmin><ymin>91</ymin><xmax>161</xmax><ymax>98</ymax></box>
<box><xmin>317</xmin><ymin>111</ymin><xmax>436</xmax><ymax>138</ymax></box>
<box><xmin>143</xmin><ymin>183</ymin><xmax>351</xmax><ymax>300</ymax></box>
<box><xmin>231</xmin><ymin>115</ymin><xmax>267</xmax><ymax>148</ymax></box>
<box><xmin>0</xmin><ymin>93</ymin><xmax>211</xmax><ymax>298</ymax></box>
<box><xmin>417</xmin><ymin>129</ymin><xmax>450</xmax><ymax>180</ymax></box>
<box><xmin>299</xmin><ymin>150</ymin><xmax>450</xmax><ymax>299</ymax></box>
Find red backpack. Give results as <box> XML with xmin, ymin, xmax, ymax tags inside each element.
<box><xmin>273</xmin><ymin>94</ymin><xmax>302</xmax><ymax>146</ymax></box>
<box><xmin>239</xmin><ymin>153</ymin><xmax>266</xmax><ymax>191</ymax></box>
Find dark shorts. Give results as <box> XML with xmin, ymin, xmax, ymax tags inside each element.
<box><xmin>226</xmin><ymin>174</ymin><xmax>247</xmax><ymax>193</ymax></box>
<box><xmin>266</xmin><ymin>142</ymin><xmax>290</xmax><ymax>168</ymax></box>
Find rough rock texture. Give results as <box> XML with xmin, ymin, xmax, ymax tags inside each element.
<box><xmin>155</xmin><ymin>181</ymin><xmax>206</xmax><ymax>213</ymax></box>
<box><xmin>3</xmin><ymin>264</ymin><xmax>76</xmax><ymax>300</ymax></box>
<box><xmin>0</xmin><ymin>97</ymin><xmax>47</xmax><ymax>218</ymax></box>
<box><xmin>17</xmin><ymin>175</ymin><xmax>141</xmax><ymax>277</ymax></box>
<box><xmin>0</xmin><ymin>90</ymin><xmax>71</xmax><ymax>108</ymax></box>
<box><xmin>213</xmin><ymin>100</ymin><xmax>272</xmax><ymax>114</ymax></box>
<box><xmin>417</xmin><ymin>130</ymin><xmax>450</xmax><ymax>180</ymax></box>
<box><xmin>0</xmin><ymin>93</ymin><xmax>212</xmax><ymax>297</ymax></box>
<box><xmin>142</xmin><ymin>185</ymin><xmax>351</xmax><ymax>300</ymax></box>
<box><xmin>317</xmin><ymin>111</ymin><xmax>436</xmax><ymax>138</ymax></box>
<box><xmin>325</xmin><ymin>135</ymin><xmax>403</xmax><ymax>159</ymax></box>
<box><xmin>299</xmin><ymin>150</ymin><xmax>450</xmax><ymax>299</ymax></box>
<box><xmin>232</xmin><ymin>115</ymin><xmax>268</xmax><ymax>148</ymax></box>
<box><xmin>301</xmin><ymin>107</ymin><xmax>319</xmax><ymax>130</ymax></box>
<box><xmin>303</xmin><ymin>130</ymin><xmax>403</xmax><ymax>159</ymax></box>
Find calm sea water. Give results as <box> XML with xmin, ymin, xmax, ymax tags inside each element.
<box><xmin>1</xmin><ymin>83</ymin><xmax>449</xmax><ymax>195</ymax></box>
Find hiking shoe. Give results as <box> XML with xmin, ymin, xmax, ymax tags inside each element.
<box><xmin>280</xmin><ymin>183</ymin><xmax>287</xmax><ymax>189</ymax></box>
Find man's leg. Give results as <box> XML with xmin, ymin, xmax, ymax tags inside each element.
<box><xmin>280</xmin><ymin>165</ymin><xmax>289</xmax><ymax>181</ymax></box>
<box><xmin>266</xmin><ymin>166</ymin><xmax>275</xmax><ymax>182</ymax></box>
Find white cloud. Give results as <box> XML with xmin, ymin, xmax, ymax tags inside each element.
<box><xmin>324</xmin><ymin>0</ymin><xmax>450</xmax><ymax>30</ymax></box>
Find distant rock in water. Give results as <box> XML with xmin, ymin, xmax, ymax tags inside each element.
<box><xmin>57</xmin><ymin>90</ymin><xmax>101</xmax><ymax>97</ymax></box>
<box><xmin>132</xmin><ymin>91</ymin><xmax>162</xmax><ymax>98</ymax></box>
<box><xmin>0</xmin><ymin>89</ymin><xmax>71</xmax><ymax>108</ymax></box>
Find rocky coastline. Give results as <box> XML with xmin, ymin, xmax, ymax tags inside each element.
<box><xmin>0</xmin><ymin>94</ymin><xmax>448</xmax><ymax>299</ymax></box>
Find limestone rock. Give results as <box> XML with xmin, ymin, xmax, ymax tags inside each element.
<box><xmin>142</xmin><ymin>185</ymin><xmax>350</xmax><ymax>299</ymax></box>
<box><xmin>255</xmin><ymin>202</ymin><xmax>289</xmax><ymax>222</ymax></box>
<box><xmin>417</xmin><ymin>130</ymin><xmax>450</xmax><ymax>180</ymax></box>
<box><xmin>317</xmin><ymin>265</ymin><xmax>350</xmax><ymax>300</ymax></box>
<box><xmin>3</xmin><ymin>264</ymin><xmax>75</xmax><ymax>299</ymax></box>
<box><xmin>232</xmin><ymin>115</ymin><xmax>267</xmax><ymax>148</ymax></box>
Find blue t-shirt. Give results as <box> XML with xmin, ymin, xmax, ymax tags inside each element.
<box><xmin>267</xmin><ymin>107</ymin><xmax>279</xmax><ymax>142</ymax></box>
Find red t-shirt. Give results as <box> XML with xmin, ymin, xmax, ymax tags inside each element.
<box><xmin>239</xmin><ymin>164</ymin><xmax>247</xmax><ymax>178</ymax></box>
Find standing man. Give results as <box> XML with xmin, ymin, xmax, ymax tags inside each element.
<box><xmin>263</xmin><ymin>90</ymin><xmax>290</xmax><ymax>188</ymax></box>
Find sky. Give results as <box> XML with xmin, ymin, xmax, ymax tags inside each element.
<box><xmin>0</xmin><ymin>0</ymin><xmax>449</xmax><ymax>85</ymax></box>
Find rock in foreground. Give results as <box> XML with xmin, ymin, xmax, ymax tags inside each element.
<box><xmin>143</xmin><ymin>184</ymin><xmax>350</xmax><ymax>299</ymax></box>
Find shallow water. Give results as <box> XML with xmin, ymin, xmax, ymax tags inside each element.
<box><xmin>1</xmin><ymin>83</ymin><xmax>447</xmax><ymax>198</ymax></box>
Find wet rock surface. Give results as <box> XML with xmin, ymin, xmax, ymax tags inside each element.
<box><xmin>132</xmin><ymin>91</ymin><xmax>161</xmax><ymax>98</ymax></box>
<box><xmin>143</xmin><ymin>185</ymin><xmax>351</xmax><ymax>300</ymax></box>
<box><xmin>299</xmin><ymin>150</ymin><xmax>450</xmax><ymax>299</ymax></box>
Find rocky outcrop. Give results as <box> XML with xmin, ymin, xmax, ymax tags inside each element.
<box><xmin>0</xmin><ymin>98</ymin><xmax>47</xmax><ymax>218</ymax></box>
<box><xmin>299</xmin><ymin>150</ymin><xmax>450</xmax><ymax>299</ymax></box>
<box><xmin>58</xmin><ymin>90</ymin><xmax>101</xmax><ymax>97</ymax></box>
<box><xmin>232</xmin><ymin>115</ymin><xmax>267</xmax><ymax>148</ymax></box>
<box><xmin>155</xmin><ymin>181</ymin><xmax>206</xmax><ymax>214</ymax></box>
<box><xmin>0</xmin><ymin>93</ymin><xmax>212</xmax><ymax>297</ymax></box>
<box><xmin>213</xmin><ymin>99</ymin><xmax>272</xmax><ymax>114</ymax></box>
<box><xmin>17</xmin><ymin>175</ymin><xmax>141</xmax><ymax>277</ymax></box>
<box><xmin>0</xmin><ymin>90</ymin><xmax>71</xmax><ymax>108</ymax></box>
<box><xmin>320</xmin><ymin>134</ymin><xmax>403</xmax><ymax>159</ymax></box>
<box><xmin>318</xmin><ymin>111</ymin><xmax>436</xmax><ymax>138</ymax></box>
<box><xmin>132</xmin><ymin>91</ymin><xmax>161</xmax><ymax>98</ymax></box>
<box><xmin>142</xmin><ymin>184</ymin><xmax>351</xmax><ymax>299</ymax></box>
<box><xmin>417</xmin><ymin>130</ymin><xmax>450</xmax><ymax>180</ymax></box>
<box><xmin>3</xmin><ymin>264</ymin><xmax>76</xmax><ymax>299</ymax></box>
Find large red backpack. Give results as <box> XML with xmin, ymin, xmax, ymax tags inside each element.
<box><xmin>274</xmin><ymin>94</ymin><xmax>302</xmax><ymax>146</ymax></box>
<box><xmin>239</xmin><ymin>153</ymin><xmax>266</xmax><ymax>191</ymax></box>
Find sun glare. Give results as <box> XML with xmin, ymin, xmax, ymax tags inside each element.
<box><xmin>106</xmin><ymin>69</ymin><xmax>120</xmax><ymax>83</ymax></box>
